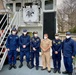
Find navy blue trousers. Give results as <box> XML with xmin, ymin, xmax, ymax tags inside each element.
<box><xmin>8</xmin><ymin>50</ymin><xmax>17</xmax><ymax>65</ymax></box>
<box><xmin>63</xmin><ymin>56</ymin><xmax>73</xmax><ymax>73</ymax></box>
<box><xmin>20</xmin><ymin>51</ymin><xmax>30</xmax><ymax>63</ymax></box>
<box><xmin>53</xmin><ymin>59</ymin><xmax>61</xmax><ymax>70</ymax></box>
<box><xmin>31</xmin><ymin>51</ymin><xmax>39</xmax><ymax>67</ymax></box>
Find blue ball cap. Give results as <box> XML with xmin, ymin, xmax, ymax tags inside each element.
<box><xmin>12</xmin><ymin>28</ymin><xmax>17</xmax><ymax>31</ymax></box>
<box><xmin>23</xmin><ymin>29</ymin><xmax>27</xmax><ymax>32</ymax></box>
<box><xmin>66</xmin><ymin>32</ymin><xmax>71</xmax><ymax>35</ymax></box>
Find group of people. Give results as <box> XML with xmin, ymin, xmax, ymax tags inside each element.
<box><xmin>6</xmin><ymin>28</ymin><xmax>76</xmax><ymax>75</ymax></box>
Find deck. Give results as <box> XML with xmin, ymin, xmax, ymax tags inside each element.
<box><xmin>0</xmin><ymin>57</ymin><xmax>76</xmax><ymax>75</ymax></box>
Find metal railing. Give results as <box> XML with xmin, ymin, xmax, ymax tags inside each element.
<box><xmin>0</xmin><ymin>13</ymin><xmax>6</xmax><ymax>24</ymax></box>
<box><xmin>0</xmin><ymin>12</ymin><xmax>19</xmax><ymax>70</ymax></box>
<box><xmin>0</xmin><ymin>17</ymin><xmax>7</xmax><ymax>30</ymax></box>
<box><xmin>0</xmin><ymin>12</ymin><xmax>18</xmax><ymax>44</ymax></box>
<box><xmin>0</xmin><ymin>12</ymin><xmax>18</xmax><ymax>55</ymax></box>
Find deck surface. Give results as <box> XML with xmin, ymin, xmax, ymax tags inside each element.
<box><xmin>0</xmin><ymin>57</ymin><xmax>76</xmax><ymax>75</ymax></box>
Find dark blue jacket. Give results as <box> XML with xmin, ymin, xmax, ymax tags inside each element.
<box><xmin>52</xmin><ymin>39</ymin><xmax>62</xmax><ymax>59</ymax></box>
<box><xmin>62</xmin><ymin>38</ymin><xmax>76</xmax><ymax>57</ymax></box>
<box><xmin>19</xmin><ymin>34</ymin><xmax>30</xmax><ymax>52</ymax></box>
<box><xmin>30</xmin><ymin>36</ymin><xmax>41</xmax><ymax>52</ymax></box>
<box><xmin>6</xmin><ymin>34</ymin><xmax>19</xmax><ymax>50</ymax></box>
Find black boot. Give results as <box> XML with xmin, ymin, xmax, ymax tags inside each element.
<box><xmin>62</xmin><ymin>71</ymin><xmax>68</xmax><ymax>74</ymax></box>
<box><xmin>27</xmin><ymin>63</ymin><xmax>31</xmax><ymax>69</ymax></box>
<box><xmin>30</xmin><ymin>65</ymin><xmax>34</xmax><ymax>69</ymax></box>
<box><xmin>68</xmin><ymin>72</ymin><xmax>72</xmax><ymax>75</ymax></box>
<box><xmin>53</xmin><ymin>69</ymin><xmax>57</xmax><ymax>73</ymax></box>
<box><xmin>58</xmin><ymin>70</ymin><xmax>61</xmax><ymax>74</ymax></box>
<box><xmin>19</xmin><ymin>63</ymin><xmax>23</xmax><ymax>68</ymax></box>
<box><xmin>9</xmin><ymin>64</ymin><xmax>12</xmax><ymax>70</ymax></box>
<box><xmin>13</xmin><ymin>64</ymin><xmax>17</xmax><ymax>69</ymax></box>
<box><xmin>36</xmin><ymin>66</ymin><xmax>39</xmax><ymax>70</ymax></box>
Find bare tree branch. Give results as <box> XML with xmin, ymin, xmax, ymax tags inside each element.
<box><xmin>57</xmin><ymin>0</ymin><xmax>76</xmax><ymax>32</ymax></box>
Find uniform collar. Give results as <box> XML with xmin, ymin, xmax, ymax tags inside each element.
<box><xmin>66</xmin><ymin>37</ymin><xmax>71</xmax><ymax>41</ymax></box>
<box><xmin>44</xmin><ymin>38</ymin><xmax>48</xmax><ymax>41</ymax></box>
<box><xmin>11</xmin><ymin>34</ymin><xmax>16</xmax><ymax>36</ymax></box>
<box><xmin>34</xmin><ymin>36</ymin><xmax>38</xmax><ymax>39</ymax></box>
<box><xmin>55</xmin><ymin>39</ymin><xmax>59</xmax><ymax>41</ymax></box>
<box><xmin>22</xmin><ymin>34</ymin><xmax>27</xmax><ymax>37</ymax></box>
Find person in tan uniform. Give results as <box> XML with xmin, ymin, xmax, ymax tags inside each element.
<box><xmin>40</xmin><ymin>33</ymin><xmax>52</xmax><ymax>73</ymax></box>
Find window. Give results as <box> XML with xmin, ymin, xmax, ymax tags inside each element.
<box><xmin>6</xmin><ymin>3</ymin><xmax>13</xmax><ymax>11</ymax></box>
<box><xmin>16</xmin><ymin>3</ymin><xmax>21</xmax><ymax>11</ymax></box>
<box><xmin>45</xmin><ymin>0</ymin><xmax>53</xmax><ymax>10</ymax></box>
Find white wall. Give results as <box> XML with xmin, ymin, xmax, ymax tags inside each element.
<box><xmin>18</xmin><ymin>26</ymin><xmax>43</xmax><ymax>39</ymax></box>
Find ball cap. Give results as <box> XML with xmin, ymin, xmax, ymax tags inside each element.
<box><xmin>23</xmin><ymin>29</ymin><xmax>27</xmax><ymax>32</ymax></box>
<box><xmin>66</xmin><ymin>32</ymin><xmax>71</xmax><ymax>35</ymax></box>
<box><xmin>55</xmin><ymin>33</ymin><xmax>59</xmax><ymax>36</ymax></box>
<box><xmin>12</xmin><ymin>28</ymin><xmax>17</xmax><ymax>31</ymax></box>
<box><xmin>33</xmin><ymin>31</ymin><xmax>38</xmax><ymax>34</ymax></box>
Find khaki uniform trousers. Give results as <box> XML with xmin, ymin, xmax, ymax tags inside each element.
<box><xmin>42</xmin><ymin>50</ymin><xmax>51</xmax><ymax>71</ymax></box>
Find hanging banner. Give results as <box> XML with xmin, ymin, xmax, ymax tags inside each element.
<box><xmin>23</xmin><ymin>5</ymin><xmax>39</xmax><ymax>23</ymax></box>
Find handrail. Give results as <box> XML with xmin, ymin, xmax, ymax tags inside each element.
<box><xmin>0</xmin><ymin>13</ymin><xmax>6</xmax><ymax>24</ymax></box>
<box><xmin>0</xmin><ymin>25</ymin><xmax>8</xmax><ymax>41</ymax></box>
<box><xmin>0</xmin><ymin>12</ymin><xmax>18</xmax><ymax>51</ymax></box>
<box><xmin>0</xmin><ymin>36</ymin><xmax>10</xmax><ymax>54</ymax></box>
<box><xmin>0</xmin><ymin>18</ymin><xmax>7</xmax><ymax>30</ymax></box>
<box><xmin>0</xmin><ymin>12</ymin><xmax>19</xmax><ymax>71</ymax></box>
<box><xmin>0</xmin><ymin>12</ymin><xmax>18</xmax><ymax>45</ymax></box>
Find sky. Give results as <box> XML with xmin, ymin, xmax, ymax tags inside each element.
<box><xmin>57</xmin><ymin>0</ymin><xmax>63</xmax><ymax>5</ymax></box>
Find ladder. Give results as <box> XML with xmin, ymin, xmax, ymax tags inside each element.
<box><xmin>0</xmin><ymin>12</ymin><xmax>19</xmax><ymax>70</ymax></box>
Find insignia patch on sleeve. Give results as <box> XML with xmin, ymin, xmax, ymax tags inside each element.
<box><xmin>53</xmin><ymin>41</ymin><xmax>55</xmax><ymax>44</ymax></box>
<box><xmin>58</xmin><ymin>41</ymin><xmax>61</xmax><ymax>44</ymax></box>
<box><xmin>37</xmin><ymin>39</ymin><xmax>39</xmax><ymax>41</ymax></box>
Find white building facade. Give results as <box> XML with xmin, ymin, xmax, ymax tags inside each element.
<box><xmin>4</xmin><ymin>0</ymin><xmax>57</xmax><ymax>39</ymax></box>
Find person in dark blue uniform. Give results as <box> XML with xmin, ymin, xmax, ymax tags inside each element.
<box><xmin>19</xmin><ymin>29</ymin><xmax>30</xmax><ymax>69</ymax></box>
<box><xmin>30</xmin><ymin>32</ymin><xmax>41</xmax><ymax>70</ymax></box>
<box><xmin>6</xmin><ymin>28</ymin><xmax>19</xmax><ymax>70</ymax></box>
<box><xmin>62</xmin><ymin>32</ymin><xmax>76</xmax><ymax>75</ymax></box>
<box><xmin>52</xmin><ymin>33</ymin><xmax>62</xmax><ymax>73</ymax></box>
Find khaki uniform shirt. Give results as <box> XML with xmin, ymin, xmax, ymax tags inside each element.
<box><xmin>40</xmin><ymin>38</ymin><xmax>52</xmax><ymax>51</ymax></box>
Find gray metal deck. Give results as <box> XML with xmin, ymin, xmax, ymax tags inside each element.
<box><xmin>0</xmin><ymin>57</ymin><xmax>76</xmax><ymax>75</ymax></box>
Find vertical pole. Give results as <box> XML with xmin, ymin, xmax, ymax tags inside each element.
<box><xmin>41</xmin><ymin>0</ymin><xmax>45</xmax><ymax>39</ymax></box>
<box><xmin>13</xmin><ymin>1</ymin><xmax>16</xmax><ymax>13</ymax></box>
<box><xmin>54</xmin><ymin>0</ymin><xmax>58</xmax><ymax>33</ymax></box>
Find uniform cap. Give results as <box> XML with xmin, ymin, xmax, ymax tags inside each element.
<box><xmin>12</xmin><ymin>28</ymin><xmax>17</xmax><ymax>31</ymax></box>
<box><xmin>66</xmin><ymin>32</ymin><xmax>71</xmax><ymax>35</ymax></box>
<box><xmin>33</xmin><ymin>31</ymin><xmax>38</xmax><ymax>34</ymax></box>
<box><xmin>23</xmin><ymin>29</ymin><xmax>27</xmax><ymax>32</ymax></box>
<box><xmin>55</xmin><ymin>33</ymin><xmax>59</xmax><ymax>36</ymax></box>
